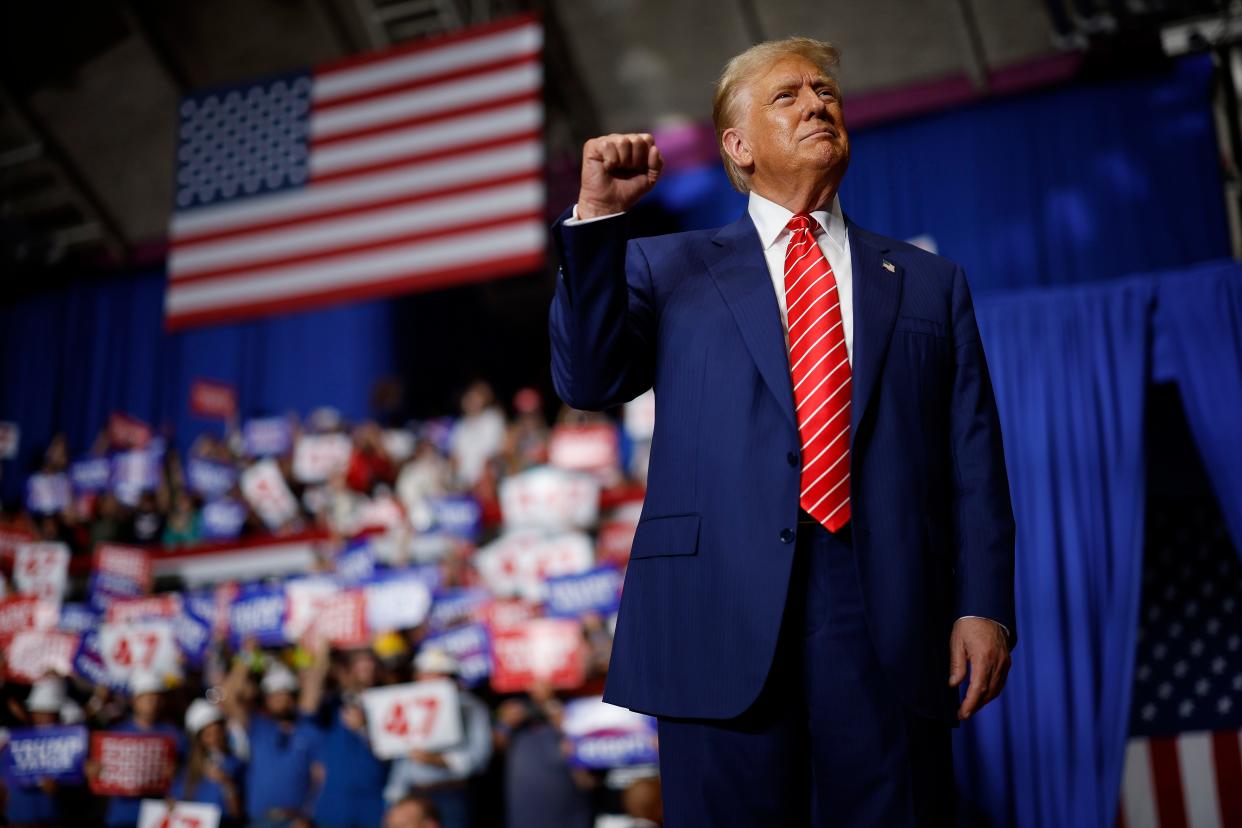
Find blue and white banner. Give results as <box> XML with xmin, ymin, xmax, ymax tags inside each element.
<box><xmin>70</xmin><ymin>457</ymin><xmax>112</xmax><ymax>493</ymax></box>
<box><xmin>186</xmin><ymin>457</ymin><xmax>238</xmax><ymax>499</ymax></box>
<box><xmin>174</xmin><ymin>607</ymin><xmax>213</xmax><ymax>667</ymax></box>
<box><xmin>200</xmin><ymin>498</ymin><xmax>247</xmax><ymax>540</ymax></box>
<box><xmin>544</xmin><ymin>566</ymin><xmax>623</xmax><ymax>619</ymax></box>
<box><xmin>562</xmin><ymin>697</ymin><xmax>658</xmax><ymax>770</ymax></box>
<box><xmin>363</xmin><ymin>569</ymin><xmax>433</xmax><ymax>633</ymax></box>
<box><xmin>427</xmin><ymin>588</ymin><xmax>491</xmax><ymax>633</ymax></box>
<box><xmin>422</xmin><ymin>623</ymin><xmax>491</xmax><ymax>687</ymax></box>
<box><xmin>59</xmin><ymin>602</ymin><xmax>101</xmax><ymax>634</ymax></box>
<box><xmin>228</xmin><ymin>583</ymin><xmax>287</xmax><ymax>646</ymax></box>
<box><xmin>427</xmin><ymin>495</ymin><xmax>483</xmax><ymax>541</ymax></box>
<box><xmin>73</xmin><ymin>630</ymin><xmax>127</xmax><ymax>693</ymax></box>
<box><xmin>335</xmin><ymin>539</ymin><xmax>376</xmax><ymax>586</ymax></box>
<box><xmin>243</xmin><ymin>417</ymin><xmax>292</xmax><ymax>457</ymax></box>
<box><xmin>2</xmin><ymin>725</ymin><xmax>89</xmax><ymax>785</ymax></box>
<box><xmin>111</xmin><ymin>444</ymin><xmax>164</xmax><ymax>505</ymax></box>
<box><xmin>25</xmin><ymin>473</ymin><xmax>71</xmax><ymax>515</ymax></box>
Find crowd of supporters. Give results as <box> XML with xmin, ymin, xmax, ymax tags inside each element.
<box><xmin>0</xmin><ymin>380</ymin><xmax>662</xmax><ymax>828</ymax></box>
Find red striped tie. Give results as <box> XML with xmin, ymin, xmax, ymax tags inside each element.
<box><xmin>784</xmin><ymin>214</ymin><xmax>850</xmax><ymax>532</ymax></box>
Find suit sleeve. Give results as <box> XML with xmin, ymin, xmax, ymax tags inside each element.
<box><xmin>947</xmin><ymin>265</ymin><xmax>1018</xmax><ymax>649</ymax></box>
<box><xmin>548</xmin><ymin>206</ymin><xmax>657</xmax><ymax>411</ymax></box>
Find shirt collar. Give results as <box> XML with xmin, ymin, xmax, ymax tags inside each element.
<box><xmin>747</xmin><ymin>189</ymin><xmax>847</xmax><ymax>253</ymax></box>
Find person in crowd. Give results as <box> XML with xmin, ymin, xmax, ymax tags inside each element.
<box><xmin>494</xmin><ymin>685</ymin><xmax>593</xmax><ymax>828</ymax></box>
<box><xmin>448</xmin><ymin>381</ymin><xmax>506</xmax><ymax>489</ymax></box>
<box><xmin>162</xmin><ymin>488</ymin><xmax>202</xmax><ymax>548</ymax></box>
<box><xmin>95</xmin><ymin>669</ymin><xmax>184</xmax><ymax>828</ymax></box>
<box><xmin>221</xmin><ymin>658</ymin><xmax>320</xmax><ymax>828</ymax></box>
<box><xmin>170</xmin><ymin>698</ymin><xmax>245</xmax><ymax>824</ymax></box>
<box><xmin>383</xmin><ymin>795</ymin><xmax>443</xmax><ymax>828</ymax></box>
<box><xmin>0</xmin><ymin>677</ymin><xmax>86</xmax><ymax>826</ymax></box>
<box><xmin>501</xmin><ymin>387</ymin><xmax>550</xmax><ymax>474</ymax></box>
<box><xmin>395</xmin><ymin>438</ymin><xmax>452</xmax><ymax>533</ymax></box>
<box><xmin>383</xmin><ymin>649</ymin><xmax>492</xmax><ymax>828</ymax></box>
<box><xmin>347</xmin><ymin>422</ymin><xmax>397</xmax><ymax>494</ymax></box>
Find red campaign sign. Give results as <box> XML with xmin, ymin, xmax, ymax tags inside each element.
<box><xmin>0</xmin><ymin>595</ymin><xmax>55</xmax><ymax>644</ymax></box>
<box><xmin>490</xmin><ymin>617</ymin><xmax>588</xmax><ymax>693</ymax></box>
<box><xmin>189</xmin><ymin>378</ymin><xmax>238</xmax><ymax>420</ymax></box>
<box><xmin>0</xmin><ymin>527</ymin><xmax>35</xmax><ymax>567</ymax></box>
<box><xmin>548</xmin><ymin>423</ymin><xmax>621</xmax><ymax>476</ymax></box>
<box><xmin>481</xmin><ymin>598</ymin><xmax>541</xmax><ymax>633</ymax></box>
<box><xmin>107</xmin><ymin>594</ymin><xmax>181</xmax><ymax>624</ymax></box>
<box><xmin>596</xmin><ymin>519</ymin><xmax>637</xmax><ymax>567</ymax></box>
<box><xmin>5</xmin><ymin>630</ymin><xmax>79</xmax><ymax>683</ymax></box>
<box><xmin>303</xmin><ymin>589</ymin><xmax>368</xmax><ymax>648</ymax></box>
<box><xmin>94</xmin><ymin>544</ymin><xmax>153</xmax><ymax>593</ymax></box>
<box><xmin>88</xmin><ymin>732</ymin><xmax>177</xmax><ymax>796</ymax></box>
<box><xmin>108</xmin><ymin>413</ymin><xmax>153</xmax><ymax>449</ymax></box>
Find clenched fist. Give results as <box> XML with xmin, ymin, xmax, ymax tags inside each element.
<box><xmin>576</xmin><ymin>133</ymin><xmax>664</xmax><ymax>220</ymax></box>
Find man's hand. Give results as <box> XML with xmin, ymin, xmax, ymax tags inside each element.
<box><xmin>577</xmin><ymin>133</ymin><xmax>664</xmax><ymax>219</ymax></box>
<box><xmin>949</xmin><ymin>617</ymin><xmax>1011</xmax><ymax>720</ymax></box>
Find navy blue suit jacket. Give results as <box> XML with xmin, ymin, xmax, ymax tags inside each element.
<box><xmin>548</xmin><ymin>206</ymin><xmax>1016</xmax><ymax>722</ymax></box>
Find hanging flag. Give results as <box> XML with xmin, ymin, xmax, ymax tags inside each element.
<box><xmin>165</xmin><ymin>13</ymin><xmax>545</xmax><ymax>329</ymax></box>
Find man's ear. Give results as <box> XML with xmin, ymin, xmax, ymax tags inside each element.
<box><xmin>721</xmin><ymin>127</ymin><xmax>753</xmax><ymax>174</ymax></box>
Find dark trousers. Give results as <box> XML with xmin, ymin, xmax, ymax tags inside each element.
<box><xmin>655</xmin><ymin>514</ymin><xmax>955</xmax><ymax>827</ymax></box>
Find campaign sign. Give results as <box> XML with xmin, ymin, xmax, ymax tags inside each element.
<box><xmin>59</xmin><ymin>602</ymin><xmax>100</xmax><ymax>634</ymax></box>
<box><xmin>303</xmin><ymin>589</ymin><xmax>368</xmax><ymax>648</ymax></box>
<box><xmin>476</xmin><ymin>530</ymin><xmax>595</xmax><ymax>602</ymax></box>
<box><xmin>240</xmin><ymin>460</ymin><xmax>299</xmax><ymax>530</ymax></box>
<box><xmin>0</xmin><ymin>526</ymin><xmax>36</xmax><ymax>566</ymax></box>
<box><xmin>186</xmin><ymin>457</ymin><xmax>237</xmax><ymax>499</ymax></box>
<box><xmin>106</xmin><ymin>594</ymin><xmax>181</xmax><ymax>624</ymax></box>
<box><xmin>73</xmin><ymin>629</ymin><xmax>127</xmax><ymax>692</ymax></box>
<box><xmin>292</xmin><ymin>433</ymin><xmax>352</xmax><ymax>483</ymax></box>
<box><xmin>2</xmin><ymin>725</ymin><xmax>88</xmax><ymax>785</ymax></box>
<box><xmin>25</xmin><ymin>473</ymin><xmax>71</xmax><ymax>515</ymax></box>
<box><xmin>427</xmin><ymin>494</ymin><xmax>483</xmax><ymax>541</ymax></box>
<box><xmin>70</xmin><ymin>457</ymin><xmax>113</xmax><ymax>492</ymax></box>
<box><xmin>228</xmin><ymin>583</ymin><xmax>287</xmax><ymax>646</ymax></box>
<box><xmin>0</xmin><ymin>420</ymin><xmax>18</xmax><ymax>459</ymax></box>
<box><xmin>200</xmin><ymin>498</ymin><xmax>246</xmax><ymax>540</ymax></box>
<box><xmin>111</xmin><ymin>446</ymin><xmax>163</xmax><ymax>496</ymax></box>
<box><xmin>98</xmin><ymin>622</ymin><xmax>179</xmax><ymax>685</ymax></box>
<box><xmin>189</xmin><ymin>377</ymin><xmax>237</xmax><ymax>420</ymax></box>
<box><xmin>363</xmin><ymin>571</ymin><xmax>432</xmax><ymax>633</ymax></box>
<box><xmin>498</xmin><ymin>466</ymin><xmax>600</xmax><ymax>531</ymax></box>
<box><xmin>544</xmin><ymin>566</ymin><xmax>623</xmax><ymax>619</ymax></box>
<box><xmin>561</xmin><ymin>697</ymin><xmax>658</xmax><ymax>770</ymax></box>
<box><xmin>480</xmin><ymin>598</ymin><xmax>541</xmax><ymax>633</ymax></box>
<box><xmin>596</xmin><ymin>518</ymin><xmax>638</xmax><ymax>567</ymax></box>
<box><xmin>138</xmin><ymin>800</ymin><xmax>222</xmax><ymax>828</ymax></box>
<box><xmin>4</xmin><ymin>630</ymin><xmax>78</xmax><ymax>684</ymax></box>
<box><xmin>88</xmin><ymin>732</ymin><xmax>176</xmax><ymax>796</ymax></box>
<box><xmin>242</xmin><ymin>417</ymin><xmax>292</xmax><ymax>457</ymax></box>
<box><xmin>422</xmin><ymin>623</ymin><xmax>491</xmax><ymax>687</ymax></box>
<box><xmin>93</xmin><ymin>544</ymin><xmax>153</xmax><ymax>605</ymax></box>
<box><xmin>174</xmin><ymin>608</ymin><xmax>213</xmax><ymax>667</ymax></box>
<box><xmin>427</xmin><ymin>588</ymin><xmax>491</xmax><ymax>633</ymax></box>
<box><xmin>108</xmin><ymin>413</ymin><xmax>153</xmax><ymax>449</ymax></box>
<box><xmin>283</xmin><ymin>575</ymin><xmax>339</xmax><ymax>642</ymax></box>
<box><xmin>335</xmin><ymin>538</ymin><xmax>376</xmax><ymax>585</ymax></box>
<box><xmin>361</xmin><ymin>679</ymin><xmax>463</xmax><ymax>758</ymax></box>
<box><xmin>548</xmin><ymin>422</ymin><xmax>622</xmax><ymax>479</ymax></box>
<box><xmin>0</xmin><ymin>595</ymin><xmax>57</xmax><ymax>642</ymax></box>
<box><xmin>14</xmin><ymin>542</ymin><xmax>70</xmax><ymax>601</ymax></box>
<box><xmin>490</xmin><ymin>618</ymin><xmax>587</xmax><ymax>693</ymax></box>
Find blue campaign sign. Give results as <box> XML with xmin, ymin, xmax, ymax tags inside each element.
<box><xmin>228</xmin><ymin>583</ymin><xmax>287</xmax><ymax>646</ymax></box>
<box><xmin>70</xmin><ymin>457</ymin><xmax>112</xmax><ymax>493</ymax></box>
<box><xmin>335</xmin><ymin>539</ymin><xmax>376</xmax><ymax>585</ymax></box>
<box><xmin>59</xmin><ymin>602</ymin><xmax>100</xmax><ymax>634</ymax></box>
<box><xmin>73</xmin><ymin>631</ymin><xmax>126</xmax><ymax>692</ymax></box>
<box><xmin>2</xmin><ymin>725</ymin><xmax>89</xmax><ymax>785</ymax></box>
<box><xmin>544</xmin><ymin>566</ymin><xmax>623</xmax><ymax>619</ymax></box>
<box><xmin>201</xmin><ymin>498</ymin><xmax>246</xmax><ymax>540</ymax></box>
<box><xmin>25</xmin><ymin>473</ymin><xmax>71</xmax><ymax>515</ymax></box>
<box><xmin>186</xmin><ymin>457</ymin><xmax>238</xmax><ymax>498</ymax></box>
<box><xmin>567</xmin><ymin>723</ymin><xmax>659</xmax><ymax>770</ymax></box>
<box><xmin>428</xmin><ymin>494</ymin><xmax>482</xmax><ymax>541</ymax></box>
<box><xmin>427</xmin><ymin>588</ymin><xmax>491</xmax><ymax>633</ymax></box>
<box><xmin>175</xmin><ymin>606</ymin><xmax>213</xmax><ymax>667</ymax></box>
<box><xmin>243</xmin><ymin>417</ymin><xmax>292</xmax><ymax>457</ymax></box>
<box><xmin>422</xmin><ymin>623</ymin><xmax>491</xmax><ymax>687</ymax></box>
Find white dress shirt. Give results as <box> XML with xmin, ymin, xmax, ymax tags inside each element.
<box><xmin>564</xmin><ymin>198</ymin><xmax>1006</xmax><ymax>640</ymax></box>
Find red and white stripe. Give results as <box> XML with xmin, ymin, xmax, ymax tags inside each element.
<box><xmin>165</xmin><ymin>14</ymin><xmax>545</xmax><ymax>329</ymax></box>
<box><xmin>783</xmin><ymin>215</ymin><xmax>850</xmax><ymax>532</ymax></box>
<box><xmin>1117</xmin><ymin>730</ymin><xmax>1242</xmax><ymax>828</ymax></box>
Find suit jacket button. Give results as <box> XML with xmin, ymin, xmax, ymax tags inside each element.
<box><xmin>786</xmin><ymin>451</ymin><xmax>798</xmax><ymax>467</ymax></box>
<box><xmin>779</xmin><ymin>528</ymin><xmax>795</xmax><ymax>544</ymax></box>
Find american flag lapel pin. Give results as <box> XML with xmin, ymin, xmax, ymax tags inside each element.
<box><xmin>882</xmin><ymin>259</ymin><xmax>896</xmax><ymax>273</ymax></box>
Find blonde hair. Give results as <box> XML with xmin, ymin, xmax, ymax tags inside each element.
<box><xmin>712</xmin><ymin>37</ymin><xmax>842</xmax><ymax>193</ymax></box>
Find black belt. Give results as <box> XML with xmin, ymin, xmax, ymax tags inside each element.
<box><xmin>796</xmin><ymin>510</ymin><xmax>852</xmax><ymax>543</ymax></box>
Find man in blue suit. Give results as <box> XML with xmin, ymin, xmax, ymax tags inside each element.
<box><xmin>548</xmin><ymin>36</ymin><xmax>1015</xmax><ymax>826</ymax></box>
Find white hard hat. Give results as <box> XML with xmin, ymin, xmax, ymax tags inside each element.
<box><xmin>413</xmin><ymin>647</ymin><xmax>459</xmax><ymax>676</ymax></box>
<box><xmin>128</xmin><ymin>668</ymin><xmax>165</xmax><ymax>697</ymax></box>
<box><xmin>185</xmin><ymin>698</ymin><xmax>225</xmax><ymax>736</ymax></box>
<box><xmin>260</xmin><ymin>663</ymin><xmax>299</xmax><ymax>695</ymax></box>
<box><xmin>26</xmin><ymin>678</ymin><xmax>67</xmax><ymax>713</ymax></box>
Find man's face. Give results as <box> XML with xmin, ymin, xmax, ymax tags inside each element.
<box><xmin>728</xmin><ymin>54</ymin><xmax>850</xmax><ymax>193</ymax></box>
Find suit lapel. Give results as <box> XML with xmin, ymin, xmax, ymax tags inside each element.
<box><xmin>704</xmin><ymin>214</ymin><xmax>798</xmax><ymax>430</ymax></box>
<box><xmin>846</xmin><ymin>220</ymin><xmax>903</xmax><ymax>450</ymax></box>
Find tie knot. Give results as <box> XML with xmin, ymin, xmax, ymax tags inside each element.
<box><xmin>787</xmin><ymin>213</ymin><xmax>817</xmax><ymax>236</ymax></box>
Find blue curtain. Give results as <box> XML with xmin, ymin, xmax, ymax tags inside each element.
<box><xmin>955</xmin><ymin>277</ymin><xmax>1153</xmax><ymax>827</ymax></box>
<box><xmin>1152</xmin><ymin>261</ymin><xmax>1242</xmax><ymax>555</ymax></box>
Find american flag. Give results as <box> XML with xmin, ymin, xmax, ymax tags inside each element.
<box><xmin>165</xmin><ymin>14</ymin><xmax>545</xmax><ymax>329</ymax></box>
<box><xmin>1118</xmin><ymin>498</ymin><xmax>1242</xmax><ymax>828</ymax></box>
